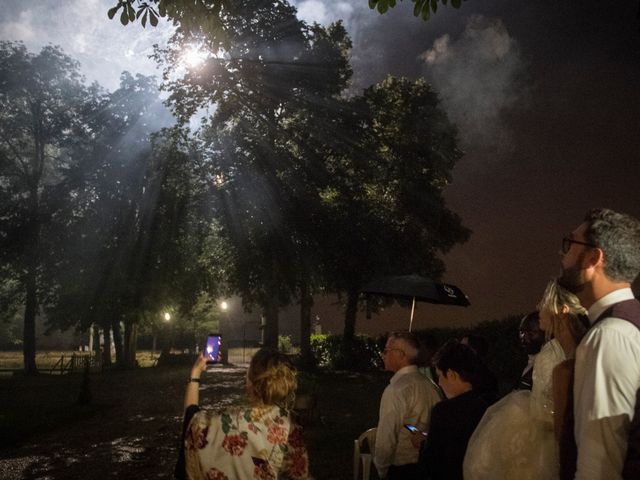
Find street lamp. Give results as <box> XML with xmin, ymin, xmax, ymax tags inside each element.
<box><xmin>219</xmin><ymin>300</ymin><xmax>230</xmax><ymax>364</ymax></box>
<box><xmin>152</xmin><ymin>312</ymin><xmax>171</xmax><ymax>359</ymax></box>
<box><xmin>163</xmin><ymin>312</ymin><xmax>173</xmax><ymax>354</ymax></box>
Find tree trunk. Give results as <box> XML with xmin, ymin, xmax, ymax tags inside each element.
<box><xmin>341</xmin><ymin>288</ymin><xmax>359</xmax><ymax>369</ymax></box>
<box><xmin>263</xmin><ymin>302</ymin><xmax>279</xmax><ymax>349</ymax></box>
<box><xmin>101</xmin><ymin>323</ymin><xmax>112</xmax><ymax>368</ymax></box>
<box><xmin>123</xmin><ymin>320</ymin><xmax>138</xmax><ymax>368</ymax></box>
<box><xmin>343</xmin><ymin>288</ymin><xmax>359</xmax><ymax>345</ymax></box>
<box><xmin>23</xmin><ymin>266</ymin><xmax>38</xmax><ymax>375</ymax></box>
<box><xmin>299</xmin><ymin>283</ymin><xmax>313</xmax><ymax>368</ymax></box>
<box><xmin>112</xmin><ymin>318</ymin><xmax>124</xmax><ymax>367</ymax></box>
<box><xmin>22</xmin><ymin>182</ymin><xmax>40</xmax><ymax>376</ymax></box>
<box><xmin>92</xmin><ymin>325</ymin><xmax>101</xmax><ymax>356</ymax></box>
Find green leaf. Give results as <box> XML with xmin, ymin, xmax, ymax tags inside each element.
<box><xmin>149</xmin><ymin>11</ymin><xmax>158</xmax><ymax>27</ymax></box>
<box><xmin>136</xmin><ymin>6</ymin><xmax>145</xmax><ymax>19</ymax></box>
<box><xmin>159</xmin><ymin>0</ymin><xmax>167</xmax><ymax>17</ymax></box>
<box><xmin>221</xmin><ymin>414</ymin><xmax>232</xmax><ymax>433</ymax></box>
<box><xmin>389</xmin><ymin>0</ymin><xmax>396</xmax><ymax>8</ymax></box>
<box><xmin>127</xmin><ymin>4</ymin><xmax>135</xmax><ymax>21</ymax></box>
<box><xmin>107</xmin><ymin>6</ymin><xmax>119</xmax><ymax>20</ymax></box>
<box><xmin>413</xmin><ymin>0</ymin><xmax>423</xmax><ymax>17</ymax></box>
<box><xmin>452</xmin><ymin>0</ymin><xmax>461</xmax><ymax>7</ymax></box>
<box><xmin>378</xmin><ymin>2</ymin><xmax>389</xmax><ymax>14</ymax></box>
<box><xmin>431</xmin><ymin>0</ymin><xmax>438</xmax><ymax>13</ymax></box>
<box><xmin>421</xmin><ymin>5</ymin><xmax>431</xmax><ymax>20</ymax></box>
<box><xmin>141</xmin><ymin>10</ymin><xmax>148</xmax><ymax>28</ymax></box>
<box><xmin>369</xmin><ymin>0</ymin><xmax>379</xmax><ymax>9</ymax></box>
<box><xmin>120</xmin><ymin>8</ymin><xmax>129</xmax><ymax>25</ymax></box>
<box><xmin>442</xmin><ymin>0</ymin><xmax>448</xmax><ymax>4</ymax></box>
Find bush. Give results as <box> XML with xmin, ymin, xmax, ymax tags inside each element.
<box><xmin>310</xmin><ymin>333</ymin><xmax>383</xmax><ymax>371</ymax></box>
<box><xmin>414</xmin><ymin>313</ymin><xmax>527</xmax><ymax>395</ymax></box>
<box><xmin>278</xmin><ymin>335</ymin><xmax>294</xmax><ymax>353</ymax></box>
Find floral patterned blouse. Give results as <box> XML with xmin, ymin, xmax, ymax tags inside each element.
<box><xmin>184</xmin><ymin>404</ymin><xmax>309</xmax><ymax>480</ymax></box>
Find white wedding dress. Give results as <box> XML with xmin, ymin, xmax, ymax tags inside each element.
<box><xmin>463</xmin><ymin>339</ymin><xmax>565</xmax><ymax>480</ymax></box>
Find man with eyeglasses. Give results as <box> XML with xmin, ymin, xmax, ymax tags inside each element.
<box><xmin>374</xmin><ymin>332</ymin><xmax>441</xmax><ymax>480</ymax></box>
<box><xmin>558</xmin><ymin>208</ymin><xmax>640</xmax><ymax>480</ymax></box>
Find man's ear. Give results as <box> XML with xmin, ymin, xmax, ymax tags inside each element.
<box><xmin>586</xmin><ymin>247</ymin><xmax>604</xmax><ymax>268</ymax></box>
<box><xmin>447</xmin><ymin>369</ymin><xmax>460</xmax><ymax>382</ymax></box>
<box><xmin>592</xmin><ymin>248</ymin><xmax>605</xmax><ymax>268</ymax></box>
<box><xmin>560</xmin><ymin>304</ymin><xmax>570</xmax><ymax>314</ymax></box>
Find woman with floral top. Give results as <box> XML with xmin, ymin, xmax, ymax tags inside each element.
<box><xmin>177</xmin><ymin>348</ymin><xmax>309</xmax><ymax>480</ymax></box>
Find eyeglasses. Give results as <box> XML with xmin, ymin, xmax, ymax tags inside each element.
<box><xmin>561</xmin><ymin>237</ymin><xmax>598</xmax><ymax>254</ymax></box>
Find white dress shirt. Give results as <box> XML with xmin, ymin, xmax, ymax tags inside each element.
<box><xmin>374</xmin><ymin>364</ymin><xmax>442</xmax><ymax>478</ymax></box>
<box><xmin>574</xmin><ymin>288</ymin><xmax>640</xmax><ymax>480</ymax></box>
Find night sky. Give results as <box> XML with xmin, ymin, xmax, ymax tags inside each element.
<box><xmin>2</xmin><ymin>0</ymin><xmax>639</xmax><ymax>334</ymax></box>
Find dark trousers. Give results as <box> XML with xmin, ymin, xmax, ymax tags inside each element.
<box><xmin>387</xmin><ymin>463</ymin><xmax>421</xmax><ymax>480</ymax></box>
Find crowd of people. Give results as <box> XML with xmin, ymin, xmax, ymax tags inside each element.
<box><xmin>175</xmin><ymin>208</ymin><xmax>640</xmax><ymax>480</ymax></box>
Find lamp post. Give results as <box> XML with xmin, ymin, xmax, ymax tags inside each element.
<box><xmin>219</xmin><ymin>301</ymin><xmax>230</xmax><ymax>364</ymax></box>
<box><xmin>163</xmin><ymin>312</ymin><xmax>172</xmax><ymax>355</ymax></box>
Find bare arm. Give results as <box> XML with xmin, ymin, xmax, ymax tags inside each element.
<box><xmin>184</xmin><ymin>353</ymin><xmax>207</xmax><ymax>409</ymax></box>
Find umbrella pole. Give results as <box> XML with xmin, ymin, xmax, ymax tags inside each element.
<box><xmin>409</xmin><ymin>297</ymin><xmax>416</xmax><ymax>332</ymax></box>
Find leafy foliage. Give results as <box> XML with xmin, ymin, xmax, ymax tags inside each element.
<box><xmin>0</xmin><ymin>41</ymin><xmax>91</xmax><ymax>373</ymax></box>
<box><xmin>368</xmin><ymin>0</ymin><xmax>467</xmax><ymax>21</ymax></box>
<box><xmin>310</xmin><ymin>333</ymin><xmax>384</xmax><ymax>371</ymax></box>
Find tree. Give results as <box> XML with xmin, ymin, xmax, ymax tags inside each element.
<box><xmin>0</xmin><ymin>42</ymin><xmax>89</xmax><ymax>374</ymax></box>
<box><xmin>150</xmin><ymin>1</ymin><xmax>354</xmax><ymax>350</ymax></box>
<box><xmin>42</xmin><ymin>72</ymin><xmax>180</xmax><ymax>368</ymax></box>
<box><xmin>316</xmin><ymin>77</ymin><xmax>470</xmax><ymax>351</ymax></box>
<box><xmin>106</xmin><ymin>0</ymin><xmax>470</xmax><ymax>361</ymax></box>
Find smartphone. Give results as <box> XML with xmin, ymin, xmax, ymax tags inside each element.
<box><xmin>204</xmin><ymin>334</ymin><xmax>222</xmax><ymax>364</ymax></box>
<box><xmin>404</xmin><ymin>424</ymin><xmax>428</xmax><ymax>437</ymax></box>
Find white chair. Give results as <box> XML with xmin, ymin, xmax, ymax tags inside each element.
<box><xmin>354</xmin><ymin>427</ymin><xmax>377</xmax><ymax>480</ymax></box>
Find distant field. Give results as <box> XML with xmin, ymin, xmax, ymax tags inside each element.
<box><xmin>0</xmin><ymin>347</ymin><xmax>261</xmax><ymax>371</ymax></box>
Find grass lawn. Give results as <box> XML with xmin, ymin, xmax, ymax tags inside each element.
<box><xmin>0</xmin><ymin>363</ymin><xmax>389</xmax><ymax>479</ymax></box>
<box><xmin>0</xmin><ymin>350</ymin><xmax>162</xmax><ymax>371</ymax></box>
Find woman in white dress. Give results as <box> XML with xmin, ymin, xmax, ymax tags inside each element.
<box><xmin>463</xmin><ymin>279</ymin><xmax>587</xmax><ymax>480</ymax></box>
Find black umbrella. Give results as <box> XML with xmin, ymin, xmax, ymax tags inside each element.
<box><xmin>361</xmin><ymin>274</ymin><xmax>470</xmax><ymax>331</ymax></box>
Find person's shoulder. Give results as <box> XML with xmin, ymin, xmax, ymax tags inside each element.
<box><xmin>584</xmin><ymin>317</ymin><xmax>640</xmax><ymax>345</ymax></box>
<box><xmin>430</xmin><ymin>397</ymin><xmax>449</xmax><ymax>416</ymax></box>
<box><xmin>404</xmin><ymin>371</ymin><xmax>440</xmax><ymax>394</ymax></box>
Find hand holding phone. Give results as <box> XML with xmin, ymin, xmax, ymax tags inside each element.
<box><xmin>404</xmin><ymin>424</ymin><xmax>428</xmax><ymax>437</ymax></box>
<box><xmin>205</xmin><ymin>334</ymin><xmax>222</xmax><ymax>364</ymax></box>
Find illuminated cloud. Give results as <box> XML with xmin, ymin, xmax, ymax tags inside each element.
<box><xmin>294</xmin><ymin>0</ymin><xmax>356</xmax><ymax>26</ymax></box>
<box><xmin>421</xmin><ymin>16</ymin><xmax>528</xmax><ymax>151</ymax></box>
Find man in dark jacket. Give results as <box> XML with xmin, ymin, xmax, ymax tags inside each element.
<box><xmin>418</xmin><ymin>340</ymin><xmax>491</xmax><ymax>480</ymax></box>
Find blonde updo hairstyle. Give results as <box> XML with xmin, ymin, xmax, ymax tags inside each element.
<box><xmin>537</xmin><ymin>279</ymin><xmax>588</xmax><ymax>342</ymax></box>
<box><xmin>247</xmin><ymin>348</ymin><xmax>297</xmax><ymax>408</ymax></box>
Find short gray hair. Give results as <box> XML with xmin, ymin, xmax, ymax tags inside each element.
<box><xmin>389</xmin><ymin>331</ymin><xmax>420</xmax><ymax>363</ymax></box>
<box><xmin>584</xmin><ymin>208</ymin><xmax>640</xmax><ymax>283</ymax></box>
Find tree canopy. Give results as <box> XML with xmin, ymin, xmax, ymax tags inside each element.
<box><xmin>1</xmin><ymin>0</ymin><xmax>473</xmax><ymax>372</ymax></box>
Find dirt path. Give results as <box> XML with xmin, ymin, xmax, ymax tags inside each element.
<box><xmin>0</xmin><ymin>365</ymin><xmax>248</xmax><ymax>480</ymax></box>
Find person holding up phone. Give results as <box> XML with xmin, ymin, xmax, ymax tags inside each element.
<box><xmin>204</xmin><ymin>333</ymin><xmax>222</xmax><ymax>364</ymax></box>
<box><xmin>175</xmin><ymin>348</ymin><xmax>309</xmax><ymax>480</ymax></box>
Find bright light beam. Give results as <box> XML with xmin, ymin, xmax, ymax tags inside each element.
<box><xmin>182</xmin><ymin>44</ymin><xmax>208</xmax><ymax>68</ymax></box>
